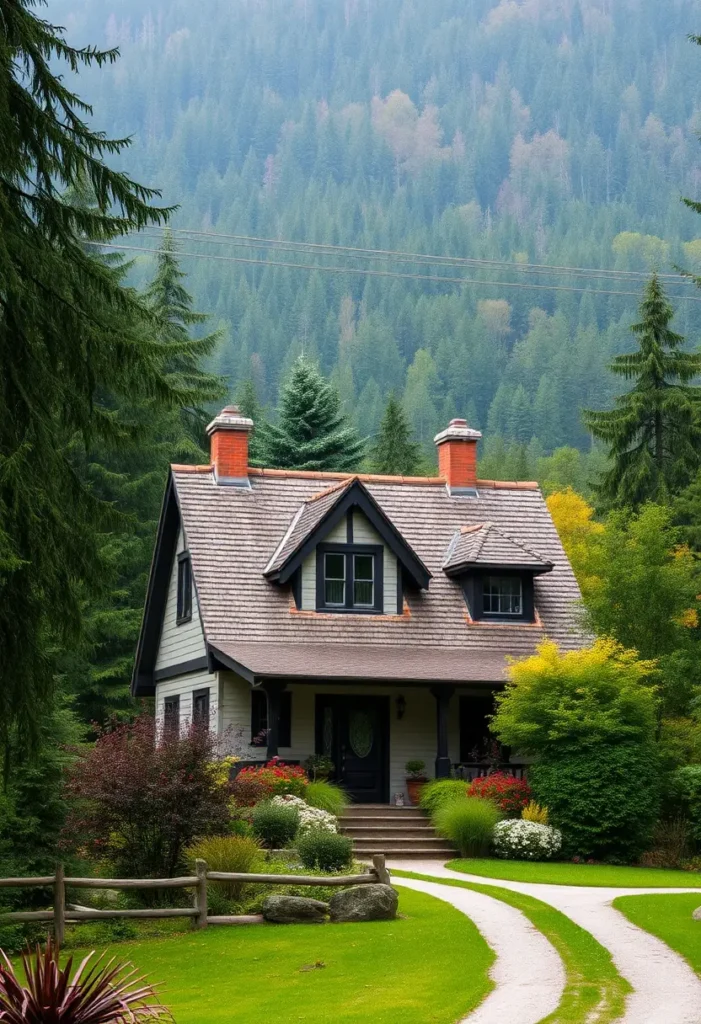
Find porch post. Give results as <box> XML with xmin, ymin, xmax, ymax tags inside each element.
<box><xmin>430</xmin><ymin>686</ymin><xmax>455</xmax><ymax>779</ymax></box>
<box><xmin>261</xmin><ymin>681</ymin><xmax>286</xmax><ymax>760</ymax></box>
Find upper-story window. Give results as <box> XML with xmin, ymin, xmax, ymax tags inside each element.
<box><xmin>483</xmin><ymin>576</ymin><xmax>523</xmax><ymax>617</ymax></box>
<box><xmin>176</xmin><ymin>552</ymin><xmax>192</xmax><ymax>624</ymax></box>
<box><xmin>316</xmin><ymin>544</ymin><xmax>383</xmax><ymax>613</ymax></box>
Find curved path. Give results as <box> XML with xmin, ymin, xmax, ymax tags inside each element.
<box><xmin>390</xmin><ymin>860</ymin><xmax>701</xmax><ymax>1024</ymax></box>
<box><xmin>394</xmin><ymin>875</ymin><xmax>565</xmax><ymax>1024</ymax></box>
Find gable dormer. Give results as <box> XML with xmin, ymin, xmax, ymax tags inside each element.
<box><xmin>264</xmin><ymin>477</ymin><xmax>430</xmax><ymax>615</ymax></box>
<box><xmin>442</xmin><ymin>522</ymin><xmax>553</xmax><ymax>624</ymax></box>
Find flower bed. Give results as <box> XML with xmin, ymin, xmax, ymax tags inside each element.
<box><xmin>231</xmin><ymin>759</ymin><xmax>308</xmax><ymax>805</ymax></box>
<box><xmin>493</xmin><ymin>819</ymin><xmax>562</xmax><ymax>861</ymax></box>
<box><xmin>468</xmin><ymin>772</ymin><xmax>531</xmax><ymax>818</ymax></box>
<box><xmin>272</xmin><ymin>795</ymin><xmax>338</xmax><ymax>834</ymax></box>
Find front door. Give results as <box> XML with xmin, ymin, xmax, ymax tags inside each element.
<box><xmin>315</xmin><ymin>695</ymin><xmax>389</xmax><ymax>803</ymax></box>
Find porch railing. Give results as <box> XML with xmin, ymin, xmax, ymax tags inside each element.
<box><xmin>452</xmin><ymin>762</ymin><xmax>528</xmax><ymax>781</ymax></box>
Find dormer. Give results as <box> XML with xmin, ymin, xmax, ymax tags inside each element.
<box><xmin>442</xmin><ymin>522</ymin><xmax>553</xmax><ymax>624</ymax></box>
<box><xmin>264</xmin><ymin>477</ymin><xmax>430</xmax><ymax>615</ymax></box>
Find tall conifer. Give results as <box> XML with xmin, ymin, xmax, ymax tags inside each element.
<box><xmin>258</xmin><ymin>359</ymin><xmax>365</xmax><ymax>471</ymax></box>
<box><xmin>0</xmin><ymin>5</ymin><xmax>203</xmax><ymax>746</ymax></box>
<box><xmin>583</xmin><ymin>275</ymin><xmax>701</xmax><ymax>507</ymax></box>
<box><xmin>371</xmin><ymin>394</ymin><xmax>421</xmax><ymax>475</ymax></box>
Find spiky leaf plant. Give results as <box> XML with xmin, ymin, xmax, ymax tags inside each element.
<box><xmin>0</xmin><ymin>939</ymin><xmax>171</xmax><ymax>1023</ymax></box>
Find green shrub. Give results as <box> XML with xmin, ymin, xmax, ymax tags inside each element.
<box><xmin>529</xmin><ymin>743</ymin><xmax>660</xmax><ymax>862</ymax></box>
<box><xmin>670</xmin><ymin>766</ymin><xmax>701</xmax><ymax>843</ymax></box>
<box><xmin>185</xmin><ymin>835</ymin><xmax>262</xmax><ymax>898</ymax></box>
<box><xmin>227</xmin><ymin>817</ymin><xmax>254</xmax><ymax>838</ymax></box>
<box><xmin>297</xmin><ymin>829</ymin><xmax>353</xmax><ymax>872</ymax></box>
<box><xmin>419</xmin><ymin>779</ymin><xmax>470</xmax><ymax>818</ymax></box>
<box><xmin>434</xmin><ymin>797</ymin><xmax>501</xmax><ymax>857</ymax></box>
<box><xmin>304</xmin><ymin>781</ymin><xmax>348</xmax><ymax>816</ymax></box>
<box><xmin>251</xmin><ymin>802</ymin><xmax>299</xmax><ymax>849</ymax></box>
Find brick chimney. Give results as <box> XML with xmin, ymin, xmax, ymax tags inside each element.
<box><xmin>206</xmin><ymin>405</ymin><xmax>254</xmax><ymax>486</ymax></box>
<box><xmin>434</xmin><ymin>419</ymin><xmax>482</xmax><ymax>492</ymax></box>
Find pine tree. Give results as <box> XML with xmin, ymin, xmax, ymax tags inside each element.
<box><xmin>236</xmin><ymin>378</ymin><xmax>265</xmax><ymax>464</ymax></box>
<box><xmin>583</xmin><ymin>275</ymin><xmax>701</xmax><ymax>507</ymax></box>
<box><xmin>258</xmin><ymin>359</ymin><xmax>365</xmax><ymax>471</ymax></box>
<box><xmin>371</xmin><ymin>394</ymin><xmax>422</xmax><ymax>475</ymax></box>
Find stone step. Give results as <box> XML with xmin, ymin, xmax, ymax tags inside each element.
<box><xmin>356</xmin><ymin>846</ymin><xmax>456</xmax><ymax>859</ymax></box>
<box><xmin>340</xmin><ymin>815</ymin><xmax>426</xmax><ymax>826</ymax></box>
<box><xmin>342</xmin><ymin>806</ymin><xmax>423</xmax><ymax>819</ymax></box>
<box><xmin>352</xmin><ymin>837</ymin><xmax>453</xmax><ymax>851</ymax></box>
<box><xmin>342</xmin><ymin>827</ymin><xmax>435</xmax><ymax>840</ymax></box>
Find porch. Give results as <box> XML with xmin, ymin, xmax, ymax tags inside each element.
<box><xmin>219</xmin><ymin>672</ymin><xmax>525</xmax><ymax>804</ymax></box>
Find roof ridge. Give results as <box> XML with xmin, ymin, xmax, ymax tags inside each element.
<box><xmin>308</xmin><ymin>476</ymin><xmax>356</xmax><ymax>502</ymax></box>
<box><xmin>483</xmin><ymin>522</ymin><xmax>552</xmax><ymax>565</ymax></box>
<box><xmin>470</xmin><ymin>522</ymin><xmax>492</xmax><ymax>560</ymax></box>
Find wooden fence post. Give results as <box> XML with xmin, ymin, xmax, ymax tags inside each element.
<box><xmin>53</xmin><ymin>864</ymin><xmax>65</xmax><ymax>946</ymax></box>
<box><xmin>372</xmin><ymin>854</ymin><xmax>391</xmax><ymax>886</ymax></box>
<box><xmin>194</xmin><ymin>860</ymin><xmax>208</xmax><ymax>929</ymax></box>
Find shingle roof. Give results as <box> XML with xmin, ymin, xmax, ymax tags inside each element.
<box><xmin>264</xmin><ymin>477</ymin><xmax>353</xmax><ymax>576</ymax></box>
<box><xmin>442</xmin><ymin>522</ymin><xmax>553</xmax><ymax>576</ymax></box>
<box><xmin>173</xmin><ymin>468</ymin><xmax>585</xmax><ymax>682</ymax></box>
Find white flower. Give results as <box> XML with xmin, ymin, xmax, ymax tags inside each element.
<box><xmin>271</xmin><ymin>795</ymin><xmax>338</xmax><ymax>833</ymax></box>
<box><xmin>493</xmin><ymin>820</ymin><xmax>562</xmax><ymax>861</ymax></box>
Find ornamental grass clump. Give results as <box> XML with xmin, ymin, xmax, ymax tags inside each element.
<box><xmin>434</xmin><ymin>798</ymin><xmax>501</xmax><ymax>857</ymax></box>
<box><xmin>304</xmin><ymin>781</ymin><xmax>348</xmax><ymax>817</ymax></box>
<box><xmin>493</xmin><ymin>820</ymin><xmax>562</xmax><ymax>861</ymax></box>
<box><xmin>271</xmin><ymin>795</ymin><xmax>338</xmax><ymax>833</ymax></box>
<box><xmin>297</xmin><ymin>830</ymin><xmax>353</xmax><ymax>872</ymax></box>
<box><xmin>251</xmin><ymin>801</ymin><xmax>299</xmax><ymax>849</ymax></box>
<box><xmin>419</xmin><ymin>779</ymin><xmax>470</xmax><ymax>818</ymax></box>
<box><xmin>0</xmin><ymin>939</ymin><xmax>171</xmax><ymax>1023</ymax></box>
<box><xmin>185</xmin><ymin>835</ymin><xmax>262</xmax><ymax>898</ymax></box>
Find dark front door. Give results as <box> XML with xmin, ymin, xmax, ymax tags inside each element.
<box><xmin>316</xmin><ymin>695</ymin><xmax>389</xmax><ymax>804</ymax></box>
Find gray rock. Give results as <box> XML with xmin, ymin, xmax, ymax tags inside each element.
<box><xmin>262</xmin><ymin>895</ymin><xmax>329</xmax><ymax>924</ymax></box>
<box><xmin>329</xmin><ymin>884</ymin><xmax>398</xmax><ymax>923</ymax></box>
<box><xmin>692</xmin><ymin>906</ymin><xmax>701</xmax><ymax>921</ymax></box>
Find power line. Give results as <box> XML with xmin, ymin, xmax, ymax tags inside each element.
<box><xmin>102</xmin><ymin>240</ymin><xmax>701</xmax><ymax>302</ymax></box>
<box><xmin>142</xmin><ymin>224</ymin><xmax>690</xmax><ymax>286</ymax></box>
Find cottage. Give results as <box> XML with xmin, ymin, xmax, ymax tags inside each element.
<box><xmin>133</xmin><ymin>406</ymin><xmax>585</xmax><ymax>803</ymax></box>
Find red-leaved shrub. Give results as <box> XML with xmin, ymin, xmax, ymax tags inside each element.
<box><xmin>231</xmin><ymin>759</ymin><xmax>307</xmax><ymax>806</ymax></box>
<box><xmin>468</xmin><ymin>772</ymin><xmax>531</xmax><ymax>818</ymax></box>
<box><xmin>63</xmin><ymin>714</ymin><xmax>230</xmax><ymax>878</ymax></box>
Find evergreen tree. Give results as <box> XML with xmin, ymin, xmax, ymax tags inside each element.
<box><xmin>583</xmin><ymin>275</ymin><xmax>701</xmax><ymax>507</ymax></box>
<box><xmin>371</xmin><ymin>393</ymin><xmax>422</xmax><ymax>475</ymax></box>
<box><xmin>236</xmin><ymin>377</ymin><xmax>265</xmax><ymax>464</ymax></box>
<box><xmin>258</xmin><ymin>359</ymin><xmax>365</xmax><ymax>471</ymax></box>
<box><xmin>0</xmin><ymin>2</ymin><xmax>212</xmax><ymax>749</ymax></box>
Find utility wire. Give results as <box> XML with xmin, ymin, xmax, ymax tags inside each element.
<box><xmin>102</xmin><ymin>241</ymin><xmax>701</xmax><ymax>302</ymax></box>
<box><xmin>142</xmin><ymin>224</ymin><xmax>691</xmax><ymax>285</ymax></box>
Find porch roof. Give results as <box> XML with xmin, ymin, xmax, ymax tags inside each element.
<box><xmin>209</xmin><ymin>639</ymin><xmax>511</xmax><ymax>685</ymax></box>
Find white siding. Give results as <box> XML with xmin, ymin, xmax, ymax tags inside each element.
<box><xmin>155</xmin><ymin>669</ymin><xmax>219</xmax><ymax>737</ymax></box>
<box><xmin>219</xmin><ymin>672</ymin><xmax>469</xmax><ymax>798</ymax></box>
<box><xmin>298</xmin><ymin>511</ymin><xmax>400</xmax><ymax>614</ymax></box>
<box><xmin>155</xmin><ymin>527</ymin><xmax>206</xmax><ymax>671</ymax></box>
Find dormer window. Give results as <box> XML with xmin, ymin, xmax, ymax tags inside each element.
<box><xmin>484</xmin><ymin>575</ymin><xmax>523</xmax><ymax>617</ymax></box>
<box><xmin>316</xmin><ymin>544</ymin><xmax>383</xmax><ymax>613</ymax></box>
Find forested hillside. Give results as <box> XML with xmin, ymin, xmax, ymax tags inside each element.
<box><xmin>54</xmin><ymin>0</ymin><xmax>701</xmax><ymax>463</ymax></box>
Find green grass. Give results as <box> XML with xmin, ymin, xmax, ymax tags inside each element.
<box><xmin>447</xmin><ymin>858</ymin><xmax>701</xmax><ymax>888</ymax></box>
<box><xmin>62</xmin><ymin>888</ymin><xmax>494</xmax><ymax>1024</ymax></box>
<box><xmin>394</xmin><ymin>870</ymin><xmax>630</xmax><ymax>1024</ymax></box>
<box><xmin>614</xmin><ymin>893</ymin><xmax>701</xmax><ymax>976</ymax></box>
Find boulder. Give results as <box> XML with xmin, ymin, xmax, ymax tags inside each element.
<box><xmin>329</xmin><ymin>884</ymin><xmax>398</xmax><ymax>923</ymax></box>
<box><xmin>262</xmin><ymin>895</ymin><xmax>329</xmax><ymax>924</ymax></box>
<box><xmin>692</xmin><ymin>907</ymin><xmax>701</xmax><ymax>921</ymax></box>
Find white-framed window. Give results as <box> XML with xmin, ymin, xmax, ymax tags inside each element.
<box><xmin>483</xmin><ymin>576</ymin><xmax>523</xmax><ymax>617</ymax></box>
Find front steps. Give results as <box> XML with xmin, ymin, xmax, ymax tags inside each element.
<box><xmin>339</xmin><ymin>804</ymin><xmax>456</xmax><ymax>859</ymax></box>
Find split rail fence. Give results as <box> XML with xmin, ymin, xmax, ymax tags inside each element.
<box><xmin>0</xmin><ymin>855</ymin><xmax>391</xmax><ymax>943</ymax></box>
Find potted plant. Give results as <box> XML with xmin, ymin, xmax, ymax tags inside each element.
<box><xmin>405</xmin><ymin>760</ymin><xmax>428</xmax><ymax>805</ymax></box>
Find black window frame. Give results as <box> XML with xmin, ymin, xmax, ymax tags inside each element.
<box><xmin>251</xmin><ymin>689</ymin><xmax>292</xmax><ymax>747</ymax></box>
<box><xmin>176</xmin><ymin>552</ymin><xmax>192</xmax><ymax>624</ymax></box>
<box><xmin>192</xmin><ymin>687</ymin><xmax>210</xmax><ymax>730</ymax></box>
<box><xmin>163</xmin><ymin>695</ymin><xmax>180</xmax><ymax>738</ymax></box>
<box><xmin>315</xmin><ymin>543</ymin><xmax>384</xmax><ymax>613</ymax></box>
<box><xmin>463</xmin><ymin>570</ymin><xmax>535</xmax><ymax>623</ymax></box>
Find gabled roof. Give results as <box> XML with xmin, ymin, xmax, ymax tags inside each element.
<box><xmin>442</xmin><ymin>522</ymin><xmax>554</xmax><ymax>577</ymax></box>
<box><xmin>263</xmin><ymin>476</ymin><xmax>431</xmax><ymax>590</ymax></box>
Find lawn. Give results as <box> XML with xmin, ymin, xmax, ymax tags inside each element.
<box><xmin>614</xmin><ymin>893</ymin><xmax>701</xmax><ymax>976</ymax></box>
<box><xmin>394</xmin><ymin>870</ymin><xmax>630</xmax><ymax>1024</ymax></box>
<box><xmin>447</xmin><ymin>858</ymin><xmax>701</xmax><ymax>888</ymax></box>
<box><xmin>64</xmin><ymin>888</ymin><xmax>493</xmax><ymax>1024</ymax></box>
